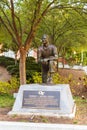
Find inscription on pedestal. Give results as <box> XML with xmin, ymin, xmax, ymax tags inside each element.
<box><xmin>22</xmin><ymin>90</ymin><xmax>60</xmax><ymax>109</ymax></box>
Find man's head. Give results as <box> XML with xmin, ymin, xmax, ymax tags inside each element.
<box><xmin>42</xmin><ymin>34</ymin><xmax>49</xmax><ymax>46</ymax></box>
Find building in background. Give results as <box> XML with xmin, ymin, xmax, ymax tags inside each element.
<box><xmin>0</xmin><ymin>48</ymin><xmax>37</xmax><ymax>60</ymax></box>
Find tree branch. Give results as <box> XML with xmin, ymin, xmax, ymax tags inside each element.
<box><xmin>14</xmin><ymin>15</ymin><xmax>22</xmax><ymax>40</ymax></box>
<box><xmin>0</xmin><ymin>7</ymin><xmax>14</xmax><ymax>32</ymax></box>
<box><xmin>36</xmin><ymin>0</ymin><xmax>55</xmax><ymax>25</ymax></box>
<box><xmin>0</xmin><ymin>16</ymin><xmax>19</xmax><ymax>46</ymax></box>
<box><xmin>10</xmin><ymin>0</ymin><xmax>21</xmax><ymax>45</ymax></box>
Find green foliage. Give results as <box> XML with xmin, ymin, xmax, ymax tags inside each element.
<box><xmin>53</xmin><ymin>73</ymin><xmax>63</xmax><ymax>84</ymax></box>
<box><xmin>53</xmin><ymin>73</ymin><xmax>69</xmax><ymax>84</ymax></box>
<box><xmin>0</xmin><ymin>82</ymin><xmax>11</xmax><ymax>94</ymax></box>
<box><xmin>7</xmin><ymin>65</ymin><xmax>19</xmax><ymax>76</ymax></box>
<box><xmin>26</xmin><ymin>56</ymin><xmax>36</xmax><ymax>62</ymax></box>
<box><xmin>26</xmin><ymin>57</ymin><xmax>41</xmax><ymax>73</ymax></box>
<box><xmin>0</xmin><ymin>94</ymin><xmax>14</xmax><ymax>108</ymax></box>
<box><xmin>37</xmin><ymin>3</ymin><xmax>87</xmax><ymax>66</ymax></box>
<box><xmin>0</xmin><ymin>77</ymin><xmax>19</xmax><ymax>94</ymax></box>
<box><xmin>0</xmin><ymin>56</ymin><xmax>15</xmax><ymax>67</ymax></box>
<box><xmin>32</xmin><ymin>72</ymin><xmax>42</xmax><ymax>83</ymax></box>
<box><xmin>9</xmin><ymin>77</ymin><xmax>20</xmax><ymax>91</ymax></box>
<box><xmin>0</xmin><ymin>56</ymin><xmax>41</xmax><ymax>83</ymax></box>
<box><xmin>27</xmin><ymin>72</ymin><xmax>72</xmax><ymax>84</ymax></box>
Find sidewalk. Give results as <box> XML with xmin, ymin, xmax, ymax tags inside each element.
<box><xmin>0</xmin><ymin>121</ymin><xmax>87</xmax><ymax>130</ymax></box>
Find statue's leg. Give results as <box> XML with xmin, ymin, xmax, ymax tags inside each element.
<box><xmin>42</xmin><ymin>71</ymin><xmax>48</xmax><ymax>83</ymax></box>
<box><xmin>42</xmin><ymin>63</ymin><xmax>49</xmax><ymax>83</ymax></box>
<box><xmin>49</xmin><ymin>60</ymin><xmax>55</xmax><ymax>73</ymax></box>
<box><xmin>48</xmin><ymin>60</ymin><xmax>55</xmax><ymax>83</ymax></box>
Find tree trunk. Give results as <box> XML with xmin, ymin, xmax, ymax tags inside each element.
<box><xmin>15</xmin><ymin>53</ymin><xmax>17</xmax><ymax>65</ymax></box>
<box><xmin>19</xmin><ymin>47</ymin><xmax>26</xmax><ymax>85</ymax></box>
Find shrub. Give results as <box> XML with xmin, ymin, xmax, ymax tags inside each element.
<box><xmin>4</xmin><ymin>56</ymin><xmax>41</xmax><ymax>82</ymax></box>
<box><xmin>53</xmin><ymin>73</ymin><xmax>70</xmax><ymax>84</ymax></box>
<box><xmin>53</xmin><ymin>73</ymin><xmax>63</xmax><ymax>84</ymax></box>
<box><xmin>0</xmin><ymin>56</ymin><xmax>15</xmax><ymax>67</ymax></box>
<box><xmin>7</xmin><ymin>65</ymin><xmax>19</xmax><ymax>76</ymax></box>
<box><xmin>0</xmin><ymin>82</ymin><xmax>11</xmax><ymax>94</ymax></box>
<box><xmin>9</xmin><ymin>77</ymin><xmax>20</xmax><ymax>92</ymax></box>
<box><xmin>26</xmin><ymin>56</ymin><xmax>36</xmax><ymax>63</ymax></box>
<box><xmin>32</xmin><ymin>72</ymin><xmax>42</xmax><ymax>83</ymax></box>
<box><xmin>0</xmin><ymin>56</ymin><xmax>41</xmax><ymax>83</ymax></box>
<box><xmin>0</xmin><ymin>77</ymin><xmax>19</xmax><ymax>94</ymax></box>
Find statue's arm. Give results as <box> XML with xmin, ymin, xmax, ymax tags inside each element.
<box><xmin>54</xmin><ymin>46</ymin><xmax>58</xmax><ymax>58</ymax></box>
<box><xmin>49</xmin><ymin>46</ymin><xmax>58</xmax><ymax>60</ymax></box>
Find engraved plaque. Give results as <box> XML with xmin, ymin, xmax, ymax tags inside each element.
<box><xmin>22</xmin><ymin>90</ymin><xmax>60</xmax><ymax>109</ymax></box>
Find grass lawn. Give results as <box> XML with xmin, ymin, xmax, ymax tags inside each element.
<box><xmin>0</xmin><ymin>94</ymin><xmax>15</xmax><ymax>108</ymax></box>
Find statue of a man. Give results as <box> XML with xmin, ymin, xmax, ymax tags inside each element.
<box><xmin>37</xmin><ymin>34</ymin><xmax>58</xmax><ymax>84</ymax></box>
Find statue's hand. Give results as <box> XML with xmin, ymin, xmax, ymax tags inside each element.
<box><xmin>43</xmin><ymin>58</ymin><xmax>49</xmax><ymax>62</ymax></box>
<box><xmin>41</xmin><ymin>58</ymin><xmax>49</xmax><ymax>64</ymax></box>
<box><xmin>49</xmin><ymin>56</ymin><xmax>55</xmax><ymax>61</ymax></box>
<box><xmin>49</xmin><ymin>56</ymin><xmax>58</xmax><ymax>61</ymax></box>
<box><xmin>40</xmin><ymin>59</ymin><xmax>44</xmax><ymax>62</ymax></box>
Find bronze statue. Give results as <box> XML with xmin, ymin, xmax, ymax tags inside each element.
<box><xmin>37</xmin><ymin>34</ymin><xmax>58</xmax><ymax>84</ymax></box>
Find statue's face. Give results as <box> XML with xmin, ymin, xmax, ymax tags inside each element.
<box><xmin>42</xmin><ymin>35</ymin><xmax>49</xmax><ymax>46</ymax></box>
<box><xmin>42</xmin><ymin>37</ymin><xmax>48</xmax><ymax>44</ymax></box>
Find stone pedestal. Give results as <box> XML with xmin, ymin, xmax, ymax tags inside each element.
<box><xmin>8</xmin><ymin>84</ymin><xmax>76</xmax><ymax>118</ymax></box>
